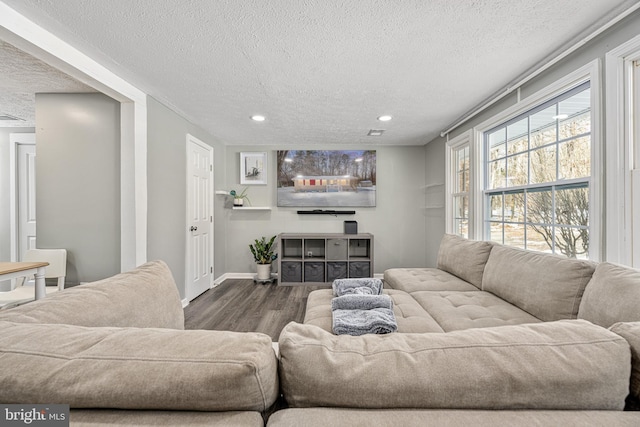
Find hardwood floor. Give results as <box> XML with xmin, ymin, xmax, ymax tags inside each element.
<box><xmin>184</xmin><ymin>279</ymin><xmax>328</xmax><ymax>341</ymax></box>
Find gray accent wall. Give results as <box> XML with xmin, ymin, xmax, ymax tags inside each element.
<box><xmin>222</xmin><ymin>145</ymin><xmax>428</xmax><ymax>275</ymax></box>
<box><xmin>423</xmin><ymin>9</ymin><xmax>640</xmax><ymax>262</ymax></box>
<box><xmin>146</xmin><ymin>96</ymin><xmax>227</xmax><ymax>299</ymax></box>
<box><xmin>35</xmin><ymin>93</ymin><xmax>120</xmax><ymax>284</ymax></box>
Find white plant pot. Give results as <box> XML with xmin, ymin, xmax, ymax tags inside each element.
<box><xmin>256</xmin><ymin>263</ymin><xmax>272</xmax><ymax>280</ymax></box>
<box><xmin>234</xmin><ymin>198</ymin><xmax>244</xmax><ymax>207</ymax></box>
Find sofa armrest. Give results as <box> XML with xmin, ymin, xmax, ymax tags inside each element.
<box><xmin>278</xmin><ymin>320</ymin><xmax>630</xmax><ymax>410</ymax></box>
<box><xmin>0</xmin><ymin>321</ymin><xmax>279</xmax><ymax>412</ymax></box>
<box><xmin>610</xmin><ymin>321</ymin><xmax>640</xmax><ymax>406</ymax></box>
<box><xmin>0</xmin><ymin>260</ymin><xmax>185</xmax><ymax>330</ymax></box>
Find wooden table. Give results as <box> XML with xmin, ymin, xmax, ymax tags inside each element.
<box><xmin>0</xmin><ymin>262</ymin><xmax>49</xmax><ymax>300</ymax></box>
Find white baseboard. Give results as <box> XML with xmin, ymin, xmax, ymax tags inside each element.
<box><xmin>181</xmin><ymin>298</ymin><xmax>189</xmax><ymax>308</ymax></box>
<box><xmin>218</xmin><ymin>272</ymin><xmax>256</xmax><ymax>280</ymax></box>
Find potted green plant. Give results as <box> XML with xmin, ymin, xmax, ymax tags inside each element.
<box><xmin>249</xmin><ymin>235</ymin><xmax>278</xmax><ymax>280</ymax></box>
<box><xmin>229</xmin><ymin>188</ymin><xmax>251</xmax><ymax>207</ymax></box>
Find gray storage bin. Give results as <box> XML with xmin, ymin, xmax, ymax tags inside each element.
<box><xmin>327</xmin><ymin>262</ymin><xmax>348</xmax><ymax>281</ymax></box>
<box><xmin>281</xmin><ymin>262</ymin><xmax>302</xmax><ymax>282</ymax></box>
<box><xmin>349</xmin><ymin>261</ymin><xmax>370</xmax><ymax>278</ymax></box>
<box><xmin>326</xmin><ymin>239</ymin><xmax>348</xmax><ymax>260</ymax></box>
<box><xmin>304</xmin><ymin>262</ymin><xmax>325</xmax><ymax>282</ymax></box>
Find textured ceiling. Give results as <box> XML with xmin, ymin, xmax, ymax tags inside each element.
<box><xmin>0</xmin><ymin>40</ymin><xmax>94</xmax><ymax>127</ymax></box>
<box><xmin>1</xmin><ymin>0</ymin><xmax>638</xmax><ymax>144</ymax></box>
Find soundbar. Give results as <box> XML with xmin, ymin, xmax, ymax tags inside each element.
<box><xmin>297</xmin><ymin>209</ymin><xmax>356</xmax><ymax>215</ymax></box>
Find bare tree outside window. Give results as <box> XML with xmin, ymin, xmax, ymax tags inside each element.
<box><xmin>485</xmin><ymin>83</ymin><xmax>591</xmax><ymax>259</ymax></box>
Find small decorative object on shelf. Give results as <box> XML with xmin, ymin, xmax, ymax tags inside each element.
<box><xmin>229</xmin><ymin>188</ymin><xmax>250</xmax><ymax>207</ymax></box>
<box><xmin>249</xmin><ymin>235</ymin><xmax>278</xmax><ymax>282</ymax></box>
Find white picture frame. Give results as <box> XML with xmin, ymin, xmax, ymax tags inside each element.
<box><xmin>240</xmin><ymin>152</ymin><xmax>267</xmax><ymax>185</ymax></box>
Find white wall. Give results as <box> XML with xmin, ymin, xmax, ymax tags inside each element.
<box><xmin>222</xmin><ymin>145</ymin><xmax>428</xmax><ymax>274</ymax></box>
<box><xmin>146</xmin><ymin>96</ymin><xmax>227</xmax><ymax>298</ymax></box>
<box><xmin>35</xmin><ymin>93</ymin><xmax>121</xmax><ymax>284</ymax></box>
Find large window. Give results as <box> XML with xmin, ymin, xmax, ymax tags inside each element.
<box><xmin>484</xmin><ymin>82</ymin><xmax>591</xmax><ymax>258</ymax></box>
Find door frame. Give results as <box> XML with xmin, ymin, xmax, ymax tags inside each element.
<box><xmin>185</xmin><ymin>134</ymin><xmax>214</xmax><ymax>302</ymax></box>
<box><xmin>9</xmin><ymin>133</ymin><xmax>36</xmax><ymax>262</ymax></box>
<box><xmin>605</xmin><ymin>33</ymin><xmax>640</xmax><ymax>266</ymax></box>
<box><xmin>1</xmin><ymin>3</ymin><xmax>148</xmax><ymax>272</ymax></box>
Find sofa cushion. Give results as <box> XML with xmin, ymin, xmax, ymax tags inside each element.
<box><xmin>0</xmin><ymin>321</ymin><xmax>279</xmax><ymax>412</ymax></box>
<box><xmin>0</xmin><ymin>260</ymin><xmax>185</xmax><ymax>330</ymax></box>
<box><xmin>304</xmin><ymin>289</ymin><xmax>444</xmax><ymax>333</ymax></box>
<box><xmin>482</xmin><ymin>246</ymin><xmax>595</xmax><ymax>321</ymax></box>
<box><xmin>267</xmin><ymin>408</ymin><xmax>640</xmax><ymax>427</ymax></box>
<box><xmin>609</xmin><ymin>322</ymin><xmax>640</xmax><ymax>402</ymax></box>
<box><xmin>436</xmin><ymin>234</ymin><xmax>494</xmax><ymax>288</ymax></box>
<box><xmin>410</xmin><ymin>291</ymin><xmax>541</xmax><ymax>332</ymax></box>
<box><xmin>384</xmin><ymin>268</ymin><xmax>479</xmax><ymax>292</ymax></box>
<box><xmin>71</xmin><ymin>409</ymin><xmax>264</xmax><ymax>427</ymax></box>
<box><xmin>579</xmin><ymin>262</ymin><xmax>640</xmax><ymax>327</ymax></box>
<box><xmin>278</xmin><ymin>320</ymin><xmax>630</xmax><ymax>410</ymax></box>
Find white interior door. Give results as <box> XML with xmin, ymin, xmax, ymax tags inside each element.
<box><xmin>186</xmin><ymin>134</ymin><xmax>214</xmax><ymax>301</ymax></box>
<box><xmin>9</xmin><ymin>133</ymin><xmax>37</xmax><ymax>263</ymax></box>
<box><xmin>18</xmin><ymin>143</ymin><xmax>37</xmax><ymax>258</ymax></box>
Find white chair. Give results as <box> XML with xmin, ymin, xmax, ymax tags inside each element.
<box><xmin>0</xmin><ymin>249</ymin><xmax>67</xmax><ymax>308</ymax></box>
<box><xmin>19</xmin><ymin>249</ymin><xmax>67</xmax><ymax>290</ymax></box>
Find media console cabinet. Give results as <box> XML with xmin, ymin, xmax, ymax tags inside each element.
<box><xmin>278</xmin><ymin>233</ymin><xmax>374</xmax><ymax>285</ymax></box>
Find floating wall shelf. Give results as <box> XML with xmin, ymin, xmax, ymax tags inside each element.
<box><xmin>232</xmin><ymin>207</ymin><xmax>271</xmax><ymax>211</ymax></box>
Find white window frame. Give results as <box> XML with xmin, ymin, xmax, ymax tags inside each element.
<box><xmin>445</xmin><ymin>130</ymin><xmax>473</xmax><ymax>238</ymax></box>
<box><xmin>472</xmin><ymin>60</ymin><xmax>602</xmax><ymax>260</ymax></box>
<box><xmin>605</xmin><ymin>34</ymin><xmax>640</xmax><ymax>267</ymax></box>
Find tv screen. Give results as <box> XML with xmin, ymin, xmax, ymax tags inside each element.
<box><xmin>276</xmin><ymin>150</ymin><xmax>376</xmax><ymax>207</ymax></box>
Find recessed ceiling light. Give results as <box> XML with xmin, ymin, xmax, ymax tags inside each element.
<box><xmin>377</xmin><ymin>115</ymin><xmax>392</xmax><ymax>122</ymax></box>
<box><xmin>250</xmin><ymin>115</ymin><xmax>266</xmax><ymax>122</ymax></box>
<box><xmin>368</xmin><ymin>129</ymin><xmax>385</xmax><ymax>136</ymax></box>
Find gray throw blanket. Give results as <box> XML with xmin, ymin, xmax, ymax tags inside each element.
<box><xmin>332</xmin><ymin>308</ymin><xmax>398</xmax><ymax>336</ymax></box>
<box><xmin>332</xmin><ymin>278</ymin><xmax>383</xmax><ymax>296</ymax></box>
<box><xmin>331</xmin><ymin>294</ymin><xmax>393</xmax><ymax>311</ymax></box>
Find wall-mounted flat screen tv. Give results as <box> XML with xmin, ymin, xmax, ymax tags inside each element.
<box><xmin>277</xmin><ymin>150</ymin><xmax>376</xmax><ymax>207</ymax></box>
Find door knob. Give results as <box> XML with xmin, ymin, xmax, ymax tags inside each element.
<box><xmin>190</xmin><ymin>226</ymin><xmax>198</xmax><ymax>231</ymax></box>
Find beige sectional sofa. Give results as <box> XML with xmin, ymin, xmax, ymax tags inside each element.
<box><xmin>273</xmin><ymin>234</ymin><xmax>640</xmax><ymax>425</ymax></box>
<box><xmin>1</xmin><ymin>236</ymin><xmax>639</xmax><ymax>426</ymax></box>
<box><xmin>0</xmin><ymin>261</ymin><xmax>279</xmax><ymax>426</ymax></box>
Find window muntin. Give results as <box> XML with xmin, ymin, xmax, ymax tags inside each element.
<box><xmin>484</xmin><ymin>82</ymin><xmax>591</xmax><ymax>258</ymax></box>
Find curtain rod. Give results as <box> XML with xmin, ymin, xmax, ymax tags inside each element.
<box><xmin>439</xmin><ymin>2</ymin><xmax>640</xmax><ymax>138</ymax></box>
